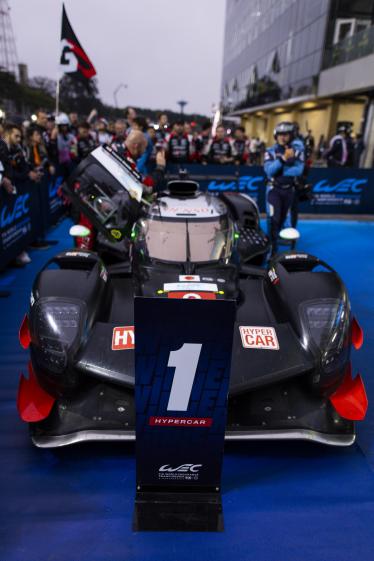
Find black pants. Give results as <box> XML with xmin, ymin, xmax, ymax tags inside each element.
<box><xmin>267</xmin><ymin>186</ymin><xmax>294</xmax><ymax>253</ymax></box>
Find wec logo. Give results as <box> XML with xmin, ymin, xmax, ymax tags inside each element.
<box><xmin>0</xmin><ymin>194</ymin><xmax>30</xmax><ymax>228</ymax></box>
<box><xmin>159</xmin><ymin>464</ymin><xmax>202</xmax><ymax>473</ymax></box>
<box><xmin>208</xmin><ymin>175</ymin><xmax>263</xmax><ymax>192</ymax></box>
<box><xmin>313</xmin><ymin>178</ymin><xmax>367</xmax><ymax>194</ymax></box>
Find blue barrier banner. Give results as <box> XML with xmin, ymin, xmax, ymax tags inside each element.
<box><xmin>166</xmin><ymin>164</ymin><xmax>374</xmax><ymax>214</ymax></box>
<box><xmin>0</xmin><ymin>181</ymin><xmax>40</xmax><ymax>269</ymax></box>
<box><xmin>0</xmin><ymin>174</ymin><xmax>65</xmax><ymax>270</ymax></box>
<box><xmin>135</xmin><ymin>297</ymin><xmax>235</xmax><ymax>490</ymax></box>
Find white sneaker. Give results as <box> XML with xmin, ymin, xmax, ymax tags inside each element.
<box><xmin>15</xmin><ymin>251</ymin><xmax>32</xmax><ymax>265</ymax></box>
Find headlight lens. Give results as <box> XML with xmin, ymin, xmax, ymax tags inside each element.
<box><xmin>300</xmin><ymin>298</ymin><xmax>350</xmax><ymax>372</ymax></box>
<box><xmin>32</xmin><ymin>300</ymin><xmax>84</xmax><ymax>373</ymax></box>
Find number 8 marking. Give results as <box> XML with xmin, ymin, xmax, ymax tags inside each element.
<box><xmin>167</xmin><ymin>343</ymin><xmax>202</xmax><ymax>411</ymax></box>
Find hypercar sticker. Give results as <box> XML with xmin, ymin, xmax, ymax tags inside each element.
<box><xmin>112</xmin><ymin>326</ymin><xmax>135</xmax><ymax>350</ymax></box>
<box><xmin>239</xmin><ymin>326</ymin><xmax>279</xmax><ymax>350</ymax></box>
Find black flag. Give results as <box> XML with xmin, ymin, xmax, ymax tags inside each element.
<box><xmin>59</xmin><ymin>4</ymin><xmax>96</xmax><ymax>79</ymax></box>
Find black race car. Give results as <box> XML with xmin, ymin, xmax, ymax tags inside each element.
<box><xmin>17</xmin><ymin>146</ymin><xmax>367</xmax><ymax>447</ymax></box>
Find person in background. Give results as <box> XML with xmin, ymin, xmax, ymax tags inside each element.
<box><xmin>55</xmin><ymin>113</ymin><xmax>77</xmax><ymax>178</ymax></box>
<box><xmin>132</xmin><ymin>116</ymin><xmax>154</xmax><ymax>174</ymax></box>
<box><xmin>111</xmin><ymin>119</ymin><xmax>127</xmax><ymax>157</ymax></box>
<box><xmin>0</xmin><ymin>123</ymin><xmax>44</xmax><ymax>265</ymax></box>
<box><xmin>147</xmin><ymin>125</ymin><xmax>157</xmax><ymax>163</ymax></box>
<box><xmin>125</xmin><ymin>107</ymin><xmax>137</xmax><ymax>133</ymax></box>
<box><xmin>77</xmin><ymin>122</ymin><xmax>97</xmax><ymax>162</ymax></box>
<box><xmin>34</xmin><ymin>109</ymin><xmax>58</xmax><ymax>166</ymax></box>
<box><xmin>205</xmin><ymin>124</ymin><xmax>233</xmax><ymax>164</ymax></box>
<box><xmin>232</xmin><ymin>126</ymin><xmax>249</xmax><ymax>165</ymax></box>
<box><xmin>317</xmin><ymin>134</ymin><xmax>327</xmax><ymax>160</ymax></box>
<box><xmin>304</xmin><ymin>129</ymin><xmax>315</xmax><ymax>160</ymax></box>
<box><xmin>194</xmin><ymin>121</ymin><xmax>212</xmax><ymax>163</ymax></box>
<box><xmin>155</xmin><ymin>113</ymin><xmax>169</xmax><ymax>144</ymax></box>
<box><xmin>324</xmin><ymin>123</ymin><xmax>353</xmax><ymax>167</ymax></box>
<box><xmin>249</xmin><ymin>136</ymin><xmax>260</xmax><ymax>164</ymax></box>
<box><xmin>96</xmin><ymin>118</ymin><xmax>112</xmax><ymax>145</ymax></box>
<box><xmin>167</xmin><ymin>120</ymin><xmax>191</xmax><ymax>164</ymax></box>
<box><xmin>69</xmin><ymin>112</ymin><xmax>79</xmax><ymax>136</ymax></box>
<box><xmin>264</xmin><ymin>121</ymin><xmax>305</xmax><ymax>255</ymax></box>
<box><xmin>353</xmin><ymin>133</ymin><xmax>365</xmax><ymax>168</ymax></box>
<box><xmin>25</xmin><ymin>126</ymin><xmax>55</xmax><ymax>176</ymax></box>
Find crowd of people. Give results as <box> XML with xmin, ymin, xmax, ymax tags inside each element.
<box><xmin>0</xmin><ymin>106</ymin><xmax>367</xmax><ymax>267</ymax></box>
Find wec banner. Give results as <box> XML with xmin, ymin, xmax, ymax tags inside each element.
<box><xmin>166</xmin><ymin>164</ymin><xmax>374</xmax><ymax>215</ymax></box>
<box><xmin>0</xmin><ymin>175</ymin><xmax>65</xmax><ymax>270</ymax></box>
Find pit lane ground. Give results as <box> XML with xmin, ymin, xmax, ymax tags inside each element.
<box><xmin>0</xmin><ymin>217</ymin><xmax>373</xmax><ymax>561</ymax></box>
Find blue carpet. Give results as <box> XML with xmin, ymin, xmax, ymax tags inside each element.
<box><xmin>1</xmin><ymin>218</ymin><xmax>373</xmax><ymax>561</ymax></box>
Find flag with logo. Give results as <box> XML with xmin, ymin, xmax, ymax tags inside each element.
<box><xmin>59</xmin><ymin>4</ymin><xmax>96</xmax><ymax>79</ymax></box>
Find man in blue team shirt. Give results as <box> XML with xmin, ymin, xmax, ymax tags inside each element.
<box><xmin>264</xmin><ymin>121</ymin><xmax>305</xmax><ymax>255</ymax></box>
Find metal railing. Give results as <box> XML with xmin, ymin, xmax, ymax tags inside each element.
<box><xmin>323</xmin><ymin>25</ymin><xmax>374</xmax><ymax>69</ymax></box>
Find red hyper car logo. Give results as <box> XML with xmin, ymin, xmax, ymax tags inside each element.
<box><xmin>112</xmin><ymin>326</ymin><xmax>135</xmax><ymax>350</ymax></box>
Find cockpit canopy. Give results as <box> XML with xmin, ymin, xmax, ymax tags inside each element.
<box><xmin>135</xmin><ymin>193</ymin><xmax>234</xmax><ymax>263</ymax></box>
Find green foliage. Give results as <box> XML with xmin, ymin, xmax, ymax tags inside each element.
<box><xmin>0</xmin><ymin>70</ymin><xmax>209</xmax><ymax>123</ymax></box>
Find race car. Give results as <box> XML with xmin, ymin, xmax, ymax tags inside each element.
<box><xmin>17</xmin><ymin>146</ymin><xmax>367</xmax><ymax>447</ymax></box>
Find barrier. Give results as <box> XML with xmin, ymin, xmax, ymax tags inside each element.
<box><xmin>0</xmin><ymin>174</ymin><xmax>65</xmax><ymax>270</ymax></box>
<box><xmin>166</xmin><ymin>164</ymin><xmax>374</xmax><ymax>215</ymax></box>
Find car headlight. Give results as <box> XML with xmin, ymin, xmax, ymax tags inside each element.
<box><xmin>300</xmin><ymin>298</ymin><xmax>350</xmax><ymax>373</ymax></box>
<box><xmin>31</xmin><ymin>299</ymin><xmax>85</xmax><ymax>374</ymax></box>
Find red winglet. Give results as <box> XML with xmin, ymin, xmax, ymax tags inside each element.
<box><xmin>17</xmin><ymin>362</ymin><xmax>55</xmax><ymax>422</ymax></box>
<box><xmin>330</xmin><ymin>364</ymin><xmax>368</xmax><ymax>421</ymax></box>
<box><xmin>351</xmin><ymin>317</ymin><xmax>364</xmax><ymax>350</ymax></box>
<box><xmin>19</xmin><ymin>314</ymin><xmax>31</xmax><ymax>350</ymax></box>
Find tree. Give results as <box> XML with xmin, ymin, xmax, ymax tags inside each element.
<box><xmin>29</xmin><ymin>76</ymin><xmax>56</xmax><ymax>97</ymax></box>
<box><xmin>59</xmin><ymin>75</ymin><xmax>102</xmax><ymax>115</ymax></box>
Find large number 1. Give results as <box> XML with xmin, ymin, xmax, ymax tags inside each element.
<box><xmin>167</xmin><ymin>343</ymin><xmax>202</xmax><ymax>411</ymax></box>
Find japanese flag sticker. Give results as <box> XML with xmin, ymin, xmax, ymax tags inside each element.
<box><xmin>239</xmin><ymin>326</ymin><xmax>279</xmax><ymax>350</ymax></box>
<box><xmin>179</xmin><ymin>275</ymin><xmax>200</xmax><ymax>282</ymax></box>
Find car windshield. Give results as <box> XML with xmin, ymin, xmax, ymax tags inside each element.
<box><xmin>139</xmin><ymin>215</ymin><xmax>233</xmax><ymax>263</ymax></box>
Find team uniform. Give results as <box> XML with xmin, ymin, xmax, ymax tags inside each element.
<box><xmin>232</xmin><ymin>137</ymin><xmax>249</xmax><ymax>164</ymax></box>
<box><xmin>77</xmin><ymin>135</ymin><xmax>96</xmax><ymax>162</ymax></box>
<box><xmin>264</xmin><ymin>134</ymin><xmax>304</xmax><ymax>254</ymax></box>
<box><xmin>205</xmin><ymin>136</ymin><xmax>233</xmax><ymax>164</ymax></box>
<box><xmin>167</xmin><ymin>132</ymin><xmax>191</xmax><ymax>164</ymax></box>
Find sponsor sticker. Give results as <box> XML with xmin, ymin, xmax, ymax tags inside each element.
<box><xmin>112</xmin><ymin>326</ymin><xmax>135</xmax><ymax>350</ymax></box>
<box><xmin>168</xmin><ymin>292</ymin><xmax>216</xmax><ymax>300</ymax></box>
<box><xmin>268</xmin><ymin>268</ymin><xmax>279</xmax><ymax>285</ymax></box>
<box><xmin>158</xmin><ymin>463</ymin><xmax>202</xmax><ymax>481</ymax></box>
<box><xmin>65</xmin><ymin>251</ymin><xmax>90</xmax><ymax>258</ymax></box>
<box><xmin>163</xmin><ymin>282</ymin><xmax>218</xmax><ymax>292</ymax></box>
<box><xmin>179</xmin><ymin>275</ymin><xmax>200</xmax><ymax>282</ymax></box>
<box><xmin>239</xmin><ymin>326</ymin><xmax>279</xmax><ymax>350</ymax></box>
<box><xmin>149</xmin><ymin>416</ymin><xmax>213</xmax><ymax>427</ymax></box>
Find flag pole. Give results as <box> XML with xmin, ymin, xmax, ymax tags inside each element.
<box><xmin>55</xmin><ymin>77</ymin><xmax>60</xmax><ymax>116</ymax></box>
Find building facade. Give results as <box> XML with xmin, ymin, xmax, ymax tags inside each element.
<box><xmin>222</xmin><ymin>0</ymin><xmax>374</xmax><ymax>165</ymax></box>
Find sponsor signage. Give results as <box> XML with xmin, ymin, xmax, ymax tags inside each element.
<box><xmin>134</xmin><ymin>297</ymin><xmax>235</xmax><ymax>490</ymax></box>
<box><xmin>166</xmin><ymin>164</ymin><xmax>374</xmax><ymax>214</ymax></box>
<box><xmin>239</xmin><ymin>326</ymin><xmax>279</xmax><ymax>350</ymax></box>
<box><xmin>112</xmin><ymin>326</ymin><xmax>135</xmax><ymax>350</ymax></box>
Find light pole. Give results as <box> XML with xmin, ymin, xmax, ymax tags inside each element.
<box><xmin>113</xmin><ymin>83</ymin><xmax>128</xmax><ymax>108</ymax></box>
<box><xmin>177</xmin><ymin>100</ymin><xmax>188</xmax><ymax>115</ymax></box>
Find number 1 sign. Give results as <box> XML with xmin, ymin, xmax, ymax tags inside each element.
<box><xmin>133</xmin><ymin>296</ymin><xmax>235</xmax><ymax>531</ymax></box>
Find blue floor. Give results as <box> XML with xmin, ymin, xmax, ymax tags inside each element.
<box><xmin>1</xmin><ymin>218</ymin><xmax>374</xmax><ymax>561</ymax></box>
